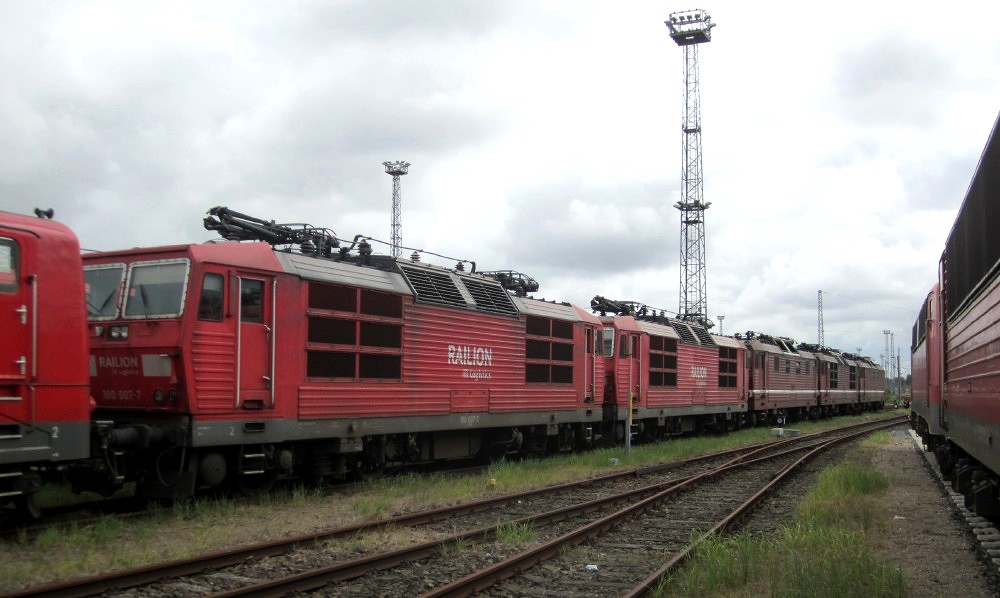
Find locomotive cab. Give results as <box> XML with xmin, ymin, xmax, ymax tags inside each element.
<box><xmin>0</xmin><ymin>211</ymin><xmax>92</xmax><ymax>516</ymax></box>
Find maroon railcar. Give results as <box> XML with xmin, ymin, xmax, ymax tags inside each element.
<box><xmin>910</xmin><ymin>283</ymin><xmax>944</xmax><ymax>447</ymax></box>
<box><xmin>742</xmin><ymin>333</ymin><xmax>817</xmax><ymax>424</ymax></box>
<box><xmin>911</xmin><ymin>110</ymin><xmax>1000</xmax><ymax>518</ymax></box>
<box><xmin>0</xmin><ymin>211</ymin><xmax>92</xmax><ymax>513</ymax></box>
<box><xmin>81</xmin><ymin>231</ymin><xmax>607</xmax><ymax>498</ymax></box>
<box><xmin>852</xmin><ymin>354</ymin><xmax>886</xmax><ymax>410</ymax></box>
<box><xmin>599</xmin><ymin>315</ymin><xmax>745</xmax><ymax>440</ymax></box>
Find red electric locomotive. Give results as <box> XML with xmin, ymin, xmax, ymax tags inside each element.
<box><xmin>0</xmin><ymin>210</ymin><xmax>92</xmax><ymax>515</ymax></box>
<box><xmin>591</xmin><ymin>297</ymin><xmax>746</xmax><ymax>437</ymax></box>
<box><xmin>0</xmin><ymin>203</ymin><xmax>894</xmax><ymax>514</ymax></box>
<box><xmin>912</xmin><ymin>110</ymin><xmax>1000</xmax><ymax>517</ymax></box>
<box><xmin>77</xmin><ymin>207</ymin><xmax>610</xmax><ymax>498</ymax></box>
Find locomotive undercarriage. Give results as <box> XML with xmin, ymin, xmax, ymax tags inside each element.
<box><xmin>912</xmin><ymin>413</ymin><xmax>1000</xmax><ymax>522</ymax></box>
<box><xmin>66</xmin><ymin>422</ymin><xmax>603</xmax><ymax>500</ymax></box>
<box><xmin>56</xmin><ymin>399</ymin><xmax>888</xmax><ymax>505</ymax></box>
<box><xmin>935</xmin><ymin>441</ymin><xmax>1000</xmax><ymax>519</ymax></box>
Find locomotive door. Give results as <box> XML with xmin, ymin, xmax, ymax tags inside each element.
<box><xmin>0</xmin><ymin>234</ymin><xmax>30</xmax><ymax>388</ymax></box>
<box><xmin>624</xmin><ymin>333</ymin><xmax>641</xmax><ymax>406</ymax></box>
<box><xmin>751</xmin><ymin>352</ymin><xmax>766</xmax><ymax>402</ymax></box>
<box><xmin>236</xmin><ymin>275</ymin><xmax>275</xmax><ymax>409</ymax></box>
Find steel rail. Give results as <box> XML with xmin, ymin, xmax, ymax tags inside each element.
<box><xmin>622</xmin><ymin>418</ymin><xmax>904</xmax><ymax>597</ymax></box>
<box><xmin>423</xmin><ymin>417</ymin><xmax>904</xmax><ymax>598</ymax></box>
<box><xmin>2</xmin><ymin>415</ymin><xmax>903</xmax><ymax>598</ymax></box>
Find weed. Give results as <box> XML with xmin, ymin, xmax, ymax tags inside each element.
<box><xmin>439</xmin><ymin>537</ymin><xmax>470</xmax><ymax>556</ymax></box>
<box><xmin>495</xmin><ymin>521</ymin><xmax>535</xmax><ymax>545</ymax></box>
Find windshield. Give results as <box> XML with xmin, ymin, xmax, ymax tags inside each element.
<box><xmin>84</xmin><ymin>264</ymin><xmax>126</xmax><ymax>320</ymax></box>
<box><xmin>123</xmin><ymin>260</ymin><xmax>190</xmax><ymax>318</ymax></box>
<box><xmin>602</xmin><ymin>327</ymin><xmax>615</xmax><ymax>357</ymax></box>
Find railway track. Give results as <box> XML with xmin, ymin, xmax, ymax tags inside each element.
<box><xmin>2</xmin><ymin>416</ymin><xmax>904</xmax><ymax>598</ymax></box>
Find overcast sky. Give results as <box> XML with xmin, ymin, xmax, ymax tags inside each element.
<box><xmin>4</xmin><ymin>1</ymin><xmax>999</xmax><ymax>375</ymax></box>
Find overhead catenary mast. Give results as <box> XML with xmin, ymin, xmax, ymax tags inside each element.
<box><xmin>383</xmin><ymin>161</ymin><xmax>410</xmax><ymax>258</ymax></box>
<box><xmin>666</xmin><ymin>9</ymin><xmax>715</xmax><ymax>325</ymax></box>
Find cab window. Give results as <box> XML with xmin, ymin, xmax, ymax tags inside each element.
<box><xmin>123</xmin><ymin>260</ymin><xmax>189</xmax><ymax>318</ymax></box>
<box><xmin>0</xmin><ymin>238</ymin><xmax>18</xmax><ymax>293</ymax></box>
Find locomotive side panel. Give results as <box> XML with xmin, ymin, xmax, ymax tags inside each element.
<box><xmin>298</xmin><ymin>301</ymin><xmax>524</xmax><ymax>419</ymax></box>
<box><xmin>674</xmin><ymin>344</ymin><xmax>743</xmax><ymax>409</ymax></box>
<box><xmin>942</xmin><ymin>273</ymin><xmax>1000</xmax><ymax>475</ymax></box>
<box><xmin>744</xmin><ymin>337</ymin><xmax>815</xmax><ymax>415</ymax></box>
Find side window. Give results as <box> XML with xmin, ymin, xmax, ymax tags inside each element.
<box><xmin>241</xmin><ymin>279</ymin><xmax>264</xmax><ymax>323</ymax></box>
<box><xmin>524</xmin><ymin>315</ymin><xmax>574</xmax><ymax>384</ymax></box>
<box><xmin>649</xmin><ymin>335</ymin><xmax>678</xmax><ymax>387</ymax></box>
<box><xmin>602</xmin><ymin>327</ymin><xmax>615</xmax><ymax>357</ymax></box>
<box><xmin>0</xmin><ymin>238</ymin><xmax>18</xmax><ymax>293</ymax></box>
<box><xmin>619</xmin><ymin>334</ymin><xmax>628</xmax><ymax>358</ymax></box>
<box><xmin>198</xmin><ymin>273</ymin><xmax>224</xmax><ymax>322</ymax></box>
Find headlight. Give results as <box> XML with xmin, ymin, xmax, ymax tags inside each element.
<box><xmin>109</xmin><ymin>325</ymin><xmax>129</xmax><ymax>340</ymax></box>
<box><xmin>168</xmin><ymin>389</ymin><xmax>179</xmax><ymax>403</ymax></box>
<box><xmin>153</xmin><ymin>389</ymin><xmax>165</xmax><ymax>403</ymax></box>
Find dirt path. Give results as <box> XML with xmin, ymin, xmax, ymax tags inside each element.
<box><xmin>871</xmin><ymin>430</ymin><xmax>997</xmax><ymax>597</ymax></box>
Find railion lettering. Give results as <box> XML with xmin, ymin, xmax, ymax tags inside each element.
<box><xmin>98</xmin><ymin>356</ymin><xmax>139</xmax><ymax>369</ymax></box>
<box><xmin>447</xmin><ymin>344</ymin><xmax>493</xmax><ymax>367</ymax></box>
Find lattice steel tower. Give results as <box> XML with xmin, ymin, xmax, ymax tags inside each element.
<box><xmin>383</xmin><ymin>161</ymin><xmax>410</xmax><ymax>258</ymax></box>
<box><xmin>666</xmin><ymin>9</ymin><xmax>715</xmax><ymax>324</ymax></box>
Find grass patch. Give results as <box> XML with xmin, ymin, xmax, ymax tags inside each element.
<box><xmin>660</xmin><ymin>445</ymin><xmax>906</xmax><ymax>597</ymax></box>
<box><xmin>797</xmin><ymin>451</ymin><xmax>889</xmax><ymax>531</ymax></box>
<box><xmin>439</xmin><ymin>537</ymin><xmax>471</xmax><ymax>557</ymax></box>
<box><xmin>494</xmin><ymin>521</ymin><xmax>535</xmax><ymax>545</ymax></box>
<box><xmin>662</xmin><ymin>526</ymin><xmax>906</xmax><ymax>598</ymax></box>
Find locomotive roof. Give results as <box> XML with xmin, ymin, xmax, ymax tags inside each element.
<box><xmin>712</xmin><ymin>334</ymin><xmax>743</xmax><ymax>349</ymax></box>
<box><xmin>1</xmin><ymin>211</ymin><xmax>80</xmax><ymax>256</ymax></box>
<box><xmin>82</xmin><ymin>240</ymin><xmax>286</xmax><ymax>272</ymax></box>
<box><xmin>514</xmin><ymin>296</ymin><xmax>601</xmax><ymax>324</ymax></box>
<box><xmin>82</xmin><ymin>238</ymin><xmax>616</xmax><ymax>320</ymax></box>
<box><xmin>275</xmin><ymin>250</ymin><xmax>412</xmax><ymax>295</ymax></box>
<box><xmin>744</xmin><ymin>334</ymin><xmax>798</xmax><ymax>354</ymax></box>
<box><xmin>634</xmin><ymin>319</ymin><xmax>682</xmax><ymax>341</ymax></box>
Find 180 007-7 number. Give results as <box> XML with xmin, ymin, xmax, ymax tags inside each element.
<box><xmin>101</xmin><ymin>390</ymin><xmax>141</xmax><ymax>401</ymax></box>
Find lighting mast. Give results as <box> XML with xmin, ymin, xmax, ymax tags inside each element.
<box><xmin>383</xmin><ymin>161</ymin><xmax>410</xmax><ymax>258</ymax></box>
<box><xmin>666</xmin><ymin>9</ymin><xmax>715</xmax><ymax>325</ymax></box>
<box><xmin>818</xmin><ymin>290</ymin><xmax>825</xmax><ymax>347</ymax></box>
<box><xmin>883</xmin><ymin>329</ymin><xmax>891</xmax><ymax>372</ymax></box>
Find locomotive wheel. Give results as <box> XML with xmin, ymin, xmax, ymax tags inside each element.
<box><xmin>350</xmin><ymin>459</ymin><xmax>385</xmax><ymax>482</ymax></box>
<box><xmin>14</xmin><ymin>493</ymin><xmax>42</xmax><ymax>519</ymax></box>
